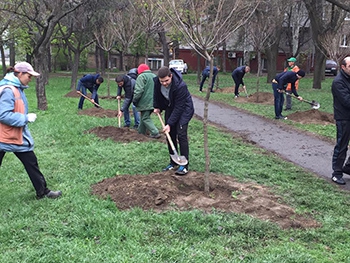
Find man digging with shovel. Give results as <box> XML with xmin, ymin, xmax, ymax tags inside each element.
<box><xmin>154</xmin><ymin>66</ymin><xmax>194</xmax><ymax>175</ymax></box>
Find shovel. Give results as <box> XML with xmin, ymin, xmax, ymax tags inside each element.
<box><xmin>77</xmin><ymin>91</ymin><xmax>103</xmax><ymax>108</ymax></box>
<box><xmin>117</xmin><ymin>98</ymin><xmax>121</xmax><ymax>128</ymax></box>
<box><xmin>242</xmin><ymin>86</ymin><xmax>248</xmax><ymax>98</ymax></box>
<box><xmin>157</xmin><ymin>113</ymin><xmax>188</xmax><ymax>166</ymax></box>
<box><xmin>285</xmin><ymin>92</ymin><xmax>320</xmax><ymax>109</ymax></box>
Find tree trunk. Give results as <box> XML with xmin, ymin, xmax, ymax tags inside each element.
<box><xmin>203</xmin><ymin>52</ymin><xmax>213</xmax><ymax>193</ymax></box>
<box><xmin>265</xmin><ymin>45</ymin><xmax>278</xmax><ymax>84</ymax></box>
<box><xmin>158</xmin><ymin>30</ymin><xmax>169</xmax><ymax>66</ymax></box>
<box><xmin>312</xmin><ymin>51</ymin><xmax>325</xmax><ymax>89</ymax></box>
<box><xmin>34</xmin><ymin>48</ymin><xmax>49</xmax><ymax>110</ymax></box>
<box><xmin>70</xmin><ymin>49</ymin><xmax>81</xmax><ymax>90</ymax></box>
<box><xmin>0</xmin><ymin>42</ymin><xmax>6</xmax><ymax>76</ymax></box>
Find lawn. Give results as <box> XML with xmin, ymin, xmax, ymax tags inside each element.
<box><xmin>1</xmin><ymin>73</ymin><xmax>349</xmax><ymax>263</ymax></box>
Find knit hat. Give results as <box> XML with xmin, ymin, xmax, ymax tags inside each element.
<box><xmin>137</xmin><ymin>64</ymin><xmax>150</xmax><ymax>74</ymax></box>
<box><xmin>297</xmin><ymin>70</ymin><xmax>305</xmax><ymax>77</ymax></box>
<box><xmin>287</xmin><ymin>57</ymin><xmax>297</xmax><ymax>62</ymax></box>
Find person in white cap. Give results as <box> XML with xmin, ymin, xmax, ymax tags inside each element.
<box><xmin>0</xmin><ymin>62</ymin><xmax>62</xmax><ymax>199</ymax></box>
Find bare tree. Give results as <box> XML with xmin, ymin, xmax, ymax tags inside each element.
<box><xmin>244</xmin><ymin>3</ymin><xmax>276</xmax><ymax>96</ymax></box>
<box><xmin>58</xmin><ymin>3</ymin><xmax>100</xmax><ymax>90</ymax></box>
<box><xmin>319</xmin><ymin>30</ymin><xmax>350</xmax><ymax>64</ymax></box>
<box><xmin>156</xmin><ymin>0</ymin><xmax>260</xmax><ymax>192</ymax></box>
<box><xmin>303</xmin><ymin>0</ymin><xmax>346</xmax><ymax>88</ymax></box>
<box><xmin>0</xmin><ymin>0</ymin><xmax>88</xmax><ymax>110</ymax></box>
<box><xmin>325</xmin><ymin>0</ymin><xmax>350</xmax><ymax>12</ymax></box>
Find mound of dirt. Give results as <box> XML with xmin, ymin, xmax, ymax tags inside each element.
<box><xmin>92</xmin><ymin>171</ymin><xmax>320</xmax><ymax>229</ymax></box>
<box><xmin>287</xmin><ymin>109</ymin><xmax>334</xmax><ymax>125</ymax></box>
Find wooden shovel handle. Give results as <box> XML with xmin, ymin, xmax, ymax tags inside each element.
<box><xmin>156</xmin><ymin>112</ymin><xmax>178</xmax><ymax>153</ymax></box>
<box><xmin>77</xmin><ymin>91</ymin><xmax>102</xmax><ymax>108</ymax></box>
<box><xmin>117</xmin><ymin>98</ymin><xmax>121</xmax><ymax>128</ymax></box>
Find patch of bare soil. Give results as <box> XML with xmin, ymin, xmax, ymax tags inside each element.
<box><xmin>65</xmin><ymin>91</ymin><xmax>322</xmax><ymax>229</ymax></box>
<box><xmin>91</xmin><ymin>172</ymin><xmax>320</xmax><ymax>229</ymax></box>
<box><xmin>287</xmin><ymin>109</ymin><xmax>334</xmax><ymax>125</ymax></box>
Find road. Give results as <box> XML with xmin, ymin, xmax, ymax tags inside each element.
<box><xmin>192</xmin><ymin>96</ymin><xmax>350</xmax><ymax>190</ymax></box>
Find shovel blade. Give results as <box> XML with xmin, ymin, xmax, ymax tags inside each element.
<box><xmin>310</xmin><ymin>100</ymin><xmax>320</xmax><ymax>110</ymax></box>
<box><xmin>170</xmin><ymin>154</ymin><xmax>188</xmax><ymax>166</ymax></box>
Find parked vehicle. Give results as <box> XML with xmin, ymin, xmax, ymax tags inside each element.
<box><xmin>325</xmin><ymin>59</ymin><xmax>338</xmax><ymax>76</ymax></box>
<box><xmin>169</xmin><ymin>59</ymin><xmax>187</xmax><ymax>74</ymax></box>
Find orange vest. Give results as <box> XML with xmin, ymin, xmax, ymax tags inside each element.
<box><xmin>0</xmin><ymin>85</ymin><xmax>25</xmax><ymax>145</ymax></box>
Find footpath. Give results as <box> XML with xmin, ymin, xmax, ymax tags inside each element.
<box><xmin>191</xmin><ymin>96</ymin><xmax>350</xmax><ymax>191</ymax></box>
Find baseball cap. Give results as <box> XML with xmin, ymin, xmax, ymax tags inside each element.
<box><xmin>287</xmin><ymin>57</ymin><xmax>297</xmax><ymax>62</ymax></box>
<box><xmin>14</xmin><ymin>62</ymin><xmax>40</xmax><ymax>76</ymax></box>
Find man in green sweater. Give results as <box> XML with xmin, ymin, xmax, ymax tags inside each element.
<box><xmin>133</xmin><ymin>64</ymin><xmax>160</xmax><ymax>138</ymax></box>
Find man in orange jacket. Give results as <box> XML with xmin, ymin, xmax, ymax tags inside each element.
<box><xmin>284</xmin><ymin>57</ymin><xmax>300</xmax><ymax>110</ymax></box>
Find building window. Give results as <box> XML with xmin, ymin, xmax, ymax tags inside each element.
<box><xmin>340</xmin><ymin>35</ymin><xmax>349</xmax><ymax>47</ymax></box>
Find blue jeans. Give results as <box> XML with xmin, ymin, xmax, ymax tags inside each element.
<box><xmin>77</xmin><ymin>81</ymin><xmax>99</xmax><ymax>109</ymax></box>
<box><xmin>272</xmin><ymin>83</ymin><xmax>284</xmax><ymax>117</ymax></box>
<box><xmin>122</xmin><ymin>98</ymin><xmax>139</xmax><ymax>126</ymax></box>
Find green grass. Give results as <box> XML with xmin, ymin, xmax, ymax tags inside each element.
<box><xmin>1</xmin><ymin>74</ymin><xmax>349</xmax><ymax>262</ymax></box>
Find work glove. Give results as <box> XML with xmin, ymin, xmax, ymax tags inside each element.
<box><xmin>27</xmin><ymin>113</ymin><xmax>37</xmax><ymax>123</ymax></box>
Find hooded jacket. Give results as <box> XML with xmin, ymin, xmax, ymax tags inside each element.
<box><xmin>153</xmin><ymin>68</ymin><xmax>194</xmax><ymax>126</ymax></box>
<box><xmin>0</xmin><ymin>72</ymin><xmax>35</xmax><ymax>152</ymax></box>
<box><xmin>332</xmin><ymin>68</ymin><xmax>350</xmax><ymax>120</ymax></box>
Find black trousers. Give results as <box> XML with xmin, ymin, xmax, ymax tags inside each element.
<box><xmin>165</xmin><ymin>112</ymin><xmax>190</xmax><ymax>167</ymax></box>
<box><xmin>0</xmin><ymin>151</ymin><xmax>50</xmax><ymax>197</ymax></box>
<box><xmin>332</xmin><ymin>120</ymin><xmax>350</xmax><ymax>178</ymax></box>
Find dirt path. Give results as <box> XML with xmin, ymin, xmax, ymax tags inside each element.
<box><xmin>191</xmin><ymin>95</ymin><xmax>350</xmax><ymax>190</ymax></box>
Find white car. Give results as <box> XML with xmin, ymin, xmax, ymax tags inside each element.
<box><xmin>169</xmin><ymin>59</ymin><xmax>187</xmax><ymax>74</ymax></box>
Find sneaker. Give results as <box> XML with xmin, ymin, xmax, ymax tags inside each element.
<box><xmin>149</xmin><ymin>133</ymin><xmax>161</xmax><ymax>139</ymax></box>
<box><xmin>234</xmin><ymin>94</ymin><xmax>239</xmax><ymax>98</ymax></box>
<box><xmin>124</xmin><ymin>124</ymin><xmax>130</xmax><ymax>128</ymax></box>
<box><xmin>275</xmin><ymin>115</ymin><xmax>287</xmax><ymax>120</ymax></box>
<box><xmin>45</xmin><ymin>190</ymin><xmax>62</xmax><ymax>199</ymax></box>
<box><xmin>133</xmin><ymin>125</ymin><xmax>139</xmax><ymax>129</ymax></box>
<box><xmin>163</xmin><ymin>163</ymin><xmax>175</xmax><ymax>171</ymax></box>
<box><xmin>284</xmin><ymin>108</ymin><xmax>292</xmax><ymax>111</ymax></box>
<box><xmin>343</xmin><ymin>165</ymin><xmax>350</xmax><ymax>175</ymax></box>
<box><xmin>332</xmin><ymin>176</ymin><xmax>346</xmax><ymax>185</ymax></box>
<box><xmin>175</xmin><ymin>166</ymin><xmax>188</xmax><ymax>175</ymax></box>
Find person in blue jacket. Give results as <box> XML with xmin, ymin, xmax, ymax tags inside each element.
<box><xmin>153</xmin><ymin>66</ymin><xmax>194</xmax><ymax>175</ymax></box>
<box><xmin>232</xmin><ymin>65</ymin><xmax>250</xmax><ymax>98</ymax></box>
<box><xmin>76</xmin><ymin>74</ymin><xmax>104</xmax><ymax>109</ymax></box>
<box><xmin>0</xmin><ymin>62</ymin><xmax>61</xmax><ymax>199</ymax></box>
<box><xmin>272</xmin><ymin>70</ymin><xmax>305</xmax><ymax>119</ymax></box>
<box><xmin>199</xmin><ymin>65</ymin><xmax>220</xmax><ymax>92</ymax></box>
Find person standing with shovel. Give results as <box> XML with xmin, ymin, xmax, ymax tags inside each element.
<box><xmin>153</xmin><ymin>66</ymin><xmax>194</xmax><ymax>175</ymax></box>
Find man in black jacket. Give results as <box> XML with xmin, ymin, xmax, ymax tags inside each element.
<box><xmin>153</xmin><ymin>66</ymin><xmax>194</xmax><ymax>175</ymax></box>
<box><xmin>331</xmin><ymin>57</ymin><xmax>350</xmax><ymax>185</ymax></box>
<box><xmin>272</xmin><ymin>70</ymin><xmax>305</xmax><ymax>119</ymax></box>
<box><xmin>231</xmin><ymin>65</ymin><xmax>250</xmax><ymax>98</ymax></box>
<box><xmin>116</xmin><ymin>75</ymin><xmax>140</xmax><ymax>128</ymax></box>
